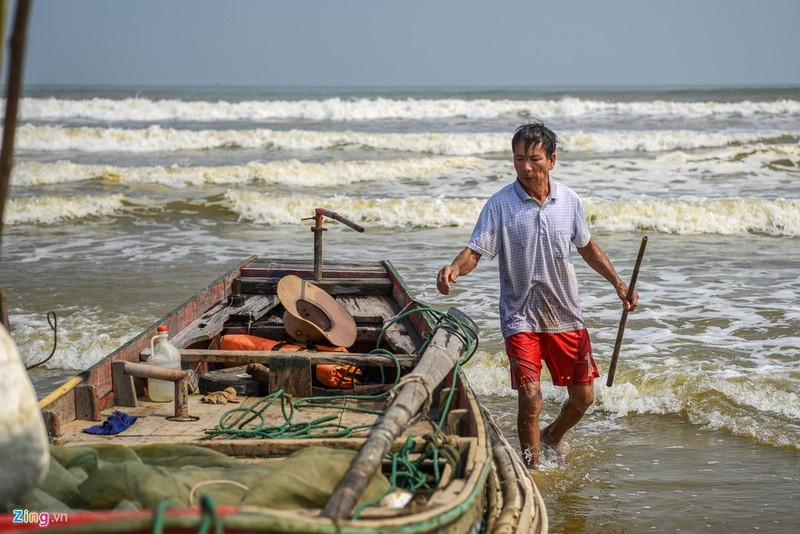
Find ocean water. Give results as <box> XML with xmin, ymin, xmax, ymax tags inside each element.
<box><xmin>2</xmin><ymin>85</ymin><xmax>799</xmax><ymax>532</ymax></box>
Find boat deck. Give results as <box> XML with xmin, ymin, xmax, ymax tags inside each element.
<box><xmin>52</xmin><ymin>394</ymin><xmax>441</xmax><ymax>448</ymax></box>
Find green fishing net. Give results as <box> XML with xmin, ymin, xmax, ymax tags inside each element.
<box><xmin>7</xmin><ymin>443</ymin><xmax>390</xmax><ymax>512</ymax></box>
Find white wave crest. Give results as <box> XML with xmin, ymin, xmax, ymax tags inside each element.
<box><xmin>225</xmin><ymin>191</ymin><xmax>485</xmax><ymax>228</ymax></box>
<box><xmin>13</xmin><ymin>124</ymin><xmax>507</xmax><ymax>155</ymax></box>
<box><xmin>3</xmin><ymin>194</ymin><xmax>126</xmax><ymax>225</ymax></box>
<box><xmin>12</xmin><ymin>156</ymin><xmax>491</xmax><ymax>188</ymax></box>
<box><xmin>15</xmin><ymin>96</ymin><xmax>800</xmax><ymax>123</ymax></box>
<box><xmin>585</xmin><ymin>197</ymin><xmax>800</xmax><ymax>236</ymax></box>
<box><xmin>14</xmin><ymin>123</ymin><xmax>798</xmax><ymax>155</ymax></box>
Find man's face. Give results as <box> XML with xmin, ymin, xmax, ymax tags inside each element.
<box><xmin>513</xmin><ymin>142</ymin><xmax>556</xmax><ymax>188</ymax></box>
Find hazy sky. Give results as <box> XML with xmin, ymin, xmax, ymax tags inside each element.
<box><xmin>18</xmin><ymin>0</ymin><xmax>800</xmax><ymax>88</ymax></box>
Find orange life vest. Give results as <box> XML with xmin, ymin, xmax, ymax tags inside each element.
<box><xmin>315</xmin><ymin>364</ymin><xmax>363</xmax><ymax>389</ymax></box>
<box><xmin>219</xmin><ymin>334</ymin><xmax>361</xmax><ymax>389</ymax></box>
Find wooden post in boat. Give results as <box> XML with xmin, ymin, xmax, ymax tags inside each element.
<box><xmin>114</xmin><ymin>361</ymin><xmax>197</xmax><ymax>421</ymax></box>
<box><xmin>321</xmin><ymin>308</ymin><xmax>472</xmax><ymax>519</ymax></box>
<box><xmin>308</xmin><ymin>208</ymin><xmax>365</xmax><ymax>281</ymax></box>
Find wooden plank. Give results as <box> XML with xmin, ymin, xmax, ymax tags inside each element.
<box><xmin>241</xmin><ymin>268</ymin><xmax>387</xmax><ymax>280</ymax></box>
<box><xmin>178</xmin><ymin>349</ymin><xmax>416</xmax><ymax>369</ymax></box>
<box><xmin>111</xmin><ymin>360</ymin><xmax>138</xmax><ymax>407</ymax></box>
<box><xmin>84</xmin><ymin>355</ymin><xmax>114</xmax><ymax>406</ymax></box>
<box><xmin>227</xmin><ymin>294</ymin><xmax>279</xmax><ymax>322</ymax></box>
<box><xmin>39</xmin><ymin>389</ymin><xmax>77</xmax><ymax>436</ymax></box>
<box><xmin>168</xmin><ymin>301</ymin><xmax>228</xmax><ymax>349</ymax></box>
<box><xmin>75</xmin><ymin>384</ymin><xmax>101</xmax><ymax>421</ymax></box>
<box><xmin>337</xmin><ymin>295</ymin><xmax>394</xmax><ymax>322</ymax></box>
<box><xmin>222</xmin><ymin>324</ymin><xmax>396</xmax><ymax>347</ymax></box>
<box><xmin>194</xmin><ymin>437</ymin><xmax>477</xmax><ymax>457</ymax></box>
<box><xmin>238</xmin><ymin>277</ymin><xmax>392</xmax><ymax>297</ymax></box>
<box><xmin>445</xmin><ymin>408</ymin><xmax>468</xmax><ymax>435</ymax></box>
<box><xmin>41</xmin><ymin>410</ymin><xmax>62</xmax><ymax>438</ymax></box>
<box><xmin>242</xmin><ymin>259</ymin><xmax>386</xmax><ymax>279</ymax></box>
<box><xmin>338</xmin><ymin>296</ymin><xmax>416</xmax><ymax>354</ymax></box>
<box><xmin>268</xmin><ymin>356</ymin><xmax>312</xmax><ymax>398</ymax></box>
<box><xmin>140</xmin><ymin>296</ymin><xmax>278</xmax><ymax>359</ymax></box>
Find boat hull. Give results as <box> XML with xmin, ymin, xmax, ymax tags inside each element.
<box><xmin>2</xmin><ymin>257</ymin><xmax>546</xmax><ymax>533</ymax></box>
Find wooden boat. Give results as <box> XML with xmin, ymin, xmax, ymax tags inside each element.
<box><xmin>1</xmin><ymin>214</ymin><xmax>547</xmax><ymax>533</ymax></box>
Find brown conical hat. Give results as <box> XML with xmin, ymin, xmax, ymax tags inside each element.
<box><xmin>277</xmin><ymin>275</ymin><xmax>357</xmax><ymax>348</ymax></box>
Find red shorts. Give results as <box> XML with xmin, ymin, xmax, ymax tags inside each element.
<box><xmin>504</xmin><ymin>330</ymin><xmax>599</xmax><ymax>388</ymax></box>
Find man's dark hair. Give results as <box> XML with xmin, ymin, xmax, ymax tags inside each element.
<box><xmin>512</xmin><ymin>121</ymin><xmax>558</xmax><ymax>158</ymax></box>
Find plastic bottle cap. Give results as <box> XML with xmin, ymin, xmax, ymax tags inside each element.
<box><xmin>157</xmin><ymin>325</ymin><xmax>168</xmax><ymax>332</ymax></box>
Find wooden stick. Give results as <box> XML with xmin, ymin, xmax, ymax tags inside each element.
<box><xmin>0</xmin><ymin>0</ymin><xmax>32</xmax><ymax>248</ymax></box>
<box><xmin>606</xmin><ymin>236</ymin><xmax>648</xmax><ymax>387</ymax></box>
<box><xmin>0</xmin><ymin>286</ymin><xmax>9</xmax><ymax>332</ymax></box>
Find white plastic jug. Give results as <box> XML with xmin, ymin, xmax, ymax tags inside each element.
<box><xmin>147</xmin><ymin>325</ymin><xmax>181</xmax><ymax>402</ymax></box>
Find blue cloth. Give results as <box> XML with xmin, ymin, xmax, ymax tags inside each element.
<box><xmin>82</xmin><ymin>410</ymin><xmax>137</xmax><ymax>435</ymax></box>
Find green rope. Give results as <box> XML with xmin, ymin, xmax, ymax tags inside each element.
<box><xmin>204</xmin><ymin>347</ymin><xmax>404</xmax><ymax>440</ymax></box>
<box><xmin>203</xmin><ymin>303</ymin><xmax>480</xmax><ymax>520</ymax></box>
<box><xmin>197</xmin><ymin>494</ymin><xmax>223</xmax><ymax>534</ymax></box>
<box><xmin>150</xmin><ymin>494</ymin><xmax>221</xmax><ymax>534</ymax></box>
<box><xmin>351</xmin><ymin>304</ymin><xmax>479</xmax><ymax>519</ymax></box>
<box><xmin>150</xmin><ymin>500</ymin><xmax>169</xmax><ymax>534</ymax></box>
<box><xmin>293</xmin><ymin>347</ymin><xmax>401</xmax><ymax>415</ymax></box>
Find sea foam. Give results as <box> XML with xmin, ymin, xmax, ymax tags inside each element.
<box><xmin>13</xmin><ymin>123</ymin><xmax>799</xmax><ymax>155</ymax></box>
<box><xmin>14</xmin><ymin>96</ymin><xmax>800</xmax><ymax>123</ymax></box>
<box><xmin>3</xmin><ymin>194</ymin><xmax>126</xmax><ymax>225</ymax></box>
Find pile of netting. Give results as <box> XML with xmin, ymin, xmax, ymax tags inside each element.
<box><xmin>5</xmin><ymin>443</ymin><xmax>389</xmax><ymax>512</ymax></box>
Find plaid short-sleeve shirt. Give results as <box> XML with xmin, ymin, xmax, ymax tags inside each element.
<box><xmin>467</xmin><ymin>179</ymin><xmax>591</xmax><ymax>337</ymax></box>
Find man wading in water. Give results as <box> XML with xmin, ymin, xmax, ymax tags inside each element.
<box><xmin>436</xmin><ymin>121</ymin><xmax>638</xmax><ymax>469</ymax></box>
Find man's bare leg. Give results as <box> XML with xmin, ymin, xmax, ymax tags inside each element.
<box><xmin>517</xmin><ymin>380</ymin><xmax>543</xmax><ymax>469</ymax></box>
<box><xmin>540</xmin><ymin>384</ymin><xmax>594</xmax><ymax>455</ymax></box>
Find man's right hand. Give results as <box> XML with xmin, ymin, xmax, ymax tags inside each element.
<box><xmin>437</xmin><ymin>248</ymin><xmax>481</xmax><ymax>295</ymax></box>
<box><xmin>437</xmin><ymin>265</ymin><xmax>459</xmax><ymax>295</ymax></box>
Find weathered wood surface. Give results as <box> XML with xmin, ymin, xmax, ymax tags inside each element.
<box><xmin>484</xmin><ymin>407</ymin><xmax>548</xmax><ymax>533</ymax></box>
<box><xmin>338</xmin><ymin>295</ymin><xmax>417</xmax><ymax>354</ymax></box>
<box><xmin>111</xmin><ymin>360</ymin><xmax>138</xmax><ymax>407</ymax></box>
<box><xmin>177</xmin><ymin>349</ymin><xmax>416</xmax><ymax>368</ymax></box>
<box><xmin>221</xmin><ymin>324</ymin><xmax>411</xmax><ymax>352</ymax></box>
<box><xmin>268</xmin><ymin>355</ymin><xmax>312</xmax><ymax>397</ymax></box>
<box><xmin>196</xmin><ymin>436</ymin><xmax>476</xmax><ymax>457</ymax></box>
<box><xmin>49</xmin><ymin>394</ymin><xmax>440</xmax><ymax>447</ymax></box>
<box><xmin>322</xmin><ymin>309</ymin><xmax>468</xmax><ymax>519</ymax></box>
<box><xmin>38</xmin><ymin>258</ymin><xmax>253</xmax><ymax>435</ymax></box>
<box><xmin>241</xmin><ymin>258</ymin><xmax>387</xmax><ymax>279</ymax></box>
<box><xmin>228</xmin><ymin>294</ymin><xmax>279</xmax><ymax>323</ymax></box>
<box><xmin>75</xmin><ymin>384</ymin><xmax>100</xmax><ymax>421</ymax></box>
<box><xmin>238</xmin><ymin>276</ymin><xmax>394</xmax><ymax>297</ymax></box>
<box><xmin>140</xmin><ymin>295</ymin><xmax>280</xmax><ymax>359</ymax></box>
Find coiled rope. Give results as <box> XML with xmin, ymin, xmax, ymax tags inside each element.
<box><xmin>202</xmin><ymin>302</ymin><xmax>479</xmax><ymax>513</ymax></box>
